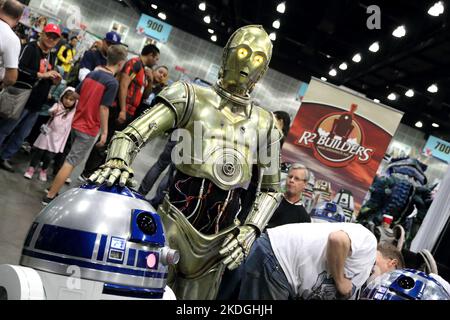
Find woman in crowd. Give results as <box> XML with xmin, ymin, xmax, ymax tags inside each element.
<box><xmin>134</xmin><ymin>65</ymin><xmax>169</xmax><ymax>118</ymax></box>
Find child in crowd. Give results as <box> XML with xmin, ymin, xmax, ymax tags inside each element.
<box><xmin>24</xmin><ymin>87</ymin><xmax>78</xmax><ymax>182</ymax></box>
<box><xmin>43</xmin><ymin>44</ymin><xmax>128</xmax><ymax>205</ymax></box>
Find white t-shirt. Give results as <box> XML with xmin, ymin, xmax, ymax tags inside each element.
<box><xmin>267</xmin><ymin>223</ymin><xmax>377</xmax><ymax>299</ymax></box>
<box><xmin>0</xmin><ymin>20</ymin><xmax>21</xmax><ymax>81</ymax></box>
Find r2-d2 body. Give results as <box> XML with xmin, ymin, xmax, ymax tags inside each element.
<box><xmin>0</xmin><ymin>185</ymin><xmax>179</xmax><ymax>300</ymax></box>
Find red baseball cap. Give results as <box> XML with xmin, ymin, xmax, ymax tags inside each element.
<box><xmin>43</xmin><ymin>24</ymin><xmax>62</xmax><ymax>37</ymax></box>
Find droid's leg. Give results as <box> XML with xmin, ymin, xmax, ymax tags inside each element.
<box><xmin>0</xmin><ymin>265</ymin><xmax>45</xmax><ymax>300</ymax></box>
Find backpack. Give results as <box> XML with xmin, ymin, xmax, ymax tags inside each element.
<box><xmin>66</xmin><ymin>57</ymin><xmax>81</xmax><ymax>88</ymax></box>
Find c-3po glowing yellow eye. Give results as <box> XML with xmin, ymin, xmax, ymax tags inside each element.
<box><xmin>238</xmin><ymin>48</ymin><xmax>248</xmax><ymax>58</ymax></box>
<box><xmin>254</xmin><ymin>55</ymin><xmax>264</xmax><ymax>65</ymax></box>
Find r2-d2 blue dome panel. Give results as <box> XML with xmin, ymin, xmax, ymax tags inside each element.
<box><xmin>310</xmin><ymin>201</ymin><xmax>346</xmax><ymax>223</ymax></box>
<box><xmin>20</xmin><ymin>185</ymin><xmax>179</xmax><ymax>298</ymax></box>
<box><xmin>361</xmin><ymin>269</ymin><xmax>450</xmax><ymax>300</ymax></box>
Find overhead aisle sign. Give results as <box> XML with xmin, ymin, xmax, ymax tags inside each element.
<box><xmin>423</xmin><ymin>135</ymin><xmax>450</xmax><ymax>163</ymax></box>
<box><xmin>137</xmin><ymin>14</ymin><xmax>172</xmax><ymax>43</ymax></box>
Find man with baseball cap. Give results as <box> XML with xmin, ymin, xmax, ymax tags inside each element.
<box><xmin>0</xmin><ymin>23</ymin><xmax>62</xmax><ymax>172</ymax></box>
<box><xmin>77</xmin><ymin>31</ymin><xmax>121</xmax><ymax>83</ymax></box>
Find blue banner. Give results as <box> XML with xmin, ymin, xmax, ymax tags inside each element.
<box><xmin>423</xmin><ymin>135</ymin><xmax>450</xmax><ymax>163</ymax></box>
<box><xmin>136</xmin><ymin>14</ymin><xmax>172</xmax><ymax>43</ymax></box>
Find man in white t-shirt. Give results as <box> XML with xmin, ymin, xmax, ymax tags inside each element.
<box><xmin>238</xmin><ymin>223</ymin><xmax>404</xmax><ymax>300</ymax></box>
<box><xmin>0</xmin><ymin>0</ymin><xmax>23</xmax><ymax>87</ymax></box>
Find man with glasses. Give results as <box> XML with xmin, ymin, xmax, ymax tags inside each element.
<box><xmin>265</xmin><ymin>163</ymin><xmax>311</xmax><ymax>229</ymax></box>
<box><xmin>0</xmin><ymin>23</ymin><xmax>62</xmax><ymax>172</ymax></box>
<box><xmin>78</xmin><ymin>31</ymin><xmax>121</xmax><ymax>82</ymax></box>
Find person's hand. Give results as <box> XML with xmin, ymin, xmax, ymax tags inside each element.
<box><xmin>89</xmin><ymin>159</ymin><xmax>137</xmax><ymax>187</ymax></box>
<box><xmin>145</xmin><ymin>68</ymin><xmax>153</xmax><ymax>79</ymax></box>
<box><xmin>95</xmin><ymin>133</ymin><xmax>107</xmax><ymax>148</ymax></box>
<box><xmin>117</xmin><ymin>111</ymin><xmax>127</xmax><ymax>124</ymax></box>
<box><xmin>219</xmin><ymin>225</ymin><xmax>257</xmax><ymax>270</ymax></box>
<box><xmin>334</xmin><ymin>277</ymin><xmax>353</xmax><ymax>299</ymax></box>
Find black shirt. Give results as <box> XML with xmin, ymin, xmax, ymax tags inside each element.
<box><xmin>266</xmin><ymin>197</ymin><xmax>311</xmax><ymax>229</ymax></box>
<box><xmin>79</xmin><ymin>49</ymin><xmax>107</xmax><ymax>72</ymax></box>
<box><xmin>17</xmin><ymin>41</ymin><xmax>57</xmax><ymax>111</ymax></box>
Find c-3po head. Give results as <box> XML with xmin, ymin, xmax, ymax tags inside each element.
<box><xmin>218</xmin><ymin>25</ymin><xmax>273</xmax><ymax>97</ymax></box>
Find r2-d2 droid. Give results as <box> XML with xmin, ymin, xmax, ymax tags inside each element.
<box><xmin>361</xmin><ymin>269</ymin><xmax>450</xmax><ymax>300</ymax></box>
<box><xmin>0</xmin><ymin>184</ymin><xmax>179</xmax><ymax>300</ymax></box>
<box><xmin>310</xmin><ymin>201</ymin><xmax>346</xmax><ymax>223</ymax></box>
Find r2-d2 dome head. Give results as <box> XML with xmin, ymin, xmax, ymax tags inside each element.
<box><xmin>310</xmin><ymin>201</ymin><xmax>346</xmax><ymax>223</ymax></box>
<box><xmin>361</xmin><ymin>269</ymin><xmax>450</xmax><ymax>300</ymax></box>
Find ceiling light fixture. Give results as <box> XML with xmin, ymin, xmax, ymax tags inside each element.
<box><xmin>272</xmin><ymin>19</ymin><xmax>280</xmax><ymax>29</ymax></box>
<box><xmin>203</xmin><ymin>15</ymin><xmax>211</xmax><ymax>24</ymax></box>
<box><xmin>373</xmin><ymin>99</ymin><xmax>380</xmax><ymax>103</ymax></box>
<box><xmin>321</xmin><ymin>77</ymin><xmax>327</xmax><ymax>82</ymax></box>
<box><xmin>151</xmin><ymin>4</ymin><xmax>157</xmax><ymax>9</ymax></box>
<box><xmin>352</xmin><ymin>53</ymin><xmax>362</xmax><ymax>63</ymax></box>
<box><xmin>415</xmin><ymin>121</ymin><xmax>423</xmax><ymax>128</ymax></box>
<box><xmin>208</xmin><ymin>29</ymin><xmax>214</xmax><ymax>34</ymax></box>
<box><xmin>432</xmin><ymin>123</ymin><xmax>440</xmax><ymax>128</ymax></box>
<box><xmin>211</xmin><ymin>35</ymin><xmax>217</xmax><ymax>42</ymax></box>
<box><xmin>329</xmin><ymin>69</ymin><xmax>337</xmax><ymax>77</ymax></box>
<box><xmin>199</xmin><ymin>2</ymin><xmax>206</xmax><ymax>11</ymax></box>
<box><xmin>388</xmin><ymin>93</ymin><xmax>397</xmax><ymax>101</ymax></box>
<box><xmin>392</xmin><ymin>25</ymin><xmax>406</xmax><ymax>38</ymax></box>
<box><xmin>405</xmin><ymin>89</ymin><xmax>414</xmax><ymax>97</ymax></box>
<box><xmin>339</xmin><ymin>62</ymin><xmax>348</xmax><ymax>70</ymax></box>
<box><xmin>269</xmin><ymin>32</ymin><xmax>276</xmax><ymax>41</ymax></box>
<box><xmin>428</xmin><ymin>1</ymin><xmax>444</xmax><ymax>16</ymax></box>
<box><xmin>277</xmin><ymin>2</ymin><xmax>286</xmax><ymax>14</ymax></box>
<box><xmin>369</xmin><ymin>41</ymin><xmax>379</xmax><ymax>52</ymax></box>
<box><xmin>158</xmin><ymin>12</ymin><xmax>166</xmax><ymax>20</ymax></box>
<box><xmin>427</xmin><ymin>84</ymin><xmax>438</xmax><ymax>93</ymax></box>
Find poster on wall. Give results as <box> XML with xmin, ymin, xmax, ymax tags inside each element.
<box><xmin>110</xmin><ymin>21</ymin><xmax>129</xmax><ymax>42</ymax></box>
<box><xmin>281</xmin><ymin>78</ymin><xmax>403</xmax><ymax>218</ymax></box>
<box><xmin>39</xmin><ymin>0</ymin><xmax>62</xmax><ymax>16</ymax></box>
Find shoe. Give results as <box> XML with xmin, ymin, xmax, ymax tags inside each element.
<box><xmin>78</xmin><ymin>174</ymin><xmax>89</xmax><ymax>183</ymax></box>
<box><xmin>24</xmin><ymin>167</ymin><xmax>36</xmax><ymax>179</ymax></box>
<box><xmin>42</xmin><ymin>195</ymin><xmax>56</xmax><ymax>206</ymax></box>
<box><xmin>39</xmin><ymin>169</ymin><xmax>48</xmax><ymax>182</ymax></box>
<box><xmin>0</xmin><ymin>159</ymin><xmax>14</xmax><ymax>172</ymax></box>
<box><xmin>42</xmin><ymin>196</ymin><xmax>53</xmax><ymax>206</ymax></box>
<box><xmin>65</xmin><ymin>177</ymin><xmax>72</xmax><ymax>184</ymax></box>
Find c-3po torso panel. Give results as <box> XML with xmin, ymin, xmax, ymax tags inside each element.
<box><xmin>156</xmin><ymin>81</ymin><xmax>275</xmax><ymax>191</ymax></box>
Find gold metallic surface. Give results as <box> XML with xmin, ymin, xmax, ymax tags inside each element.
<box><xmin>93</xmin><ymin>25</ymin><xmax>281</xmax><ymax>299</ymax></box>
<box><xmin>159</xmin><ymin>196</ymin><xmax>238</xmax><ymax>300</ymax></box>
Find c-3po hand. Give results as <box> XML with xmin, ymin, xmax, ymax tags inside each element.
<box><xmin>219</xmin><ymin>225</ymin><xmax>257</xmax><ymax>270</ymax></box>
<box><xmin>89</xmin><ymin>159</ymin><xmax>137</xmax><ymax>188</ymax></box>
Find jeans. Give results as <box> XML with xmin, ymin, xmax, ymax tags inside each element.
<box><xmin>0</xmin><ymin>108</ymin><xmax>40</xmax><ymax>160</ymax></box>
<box><xmin>138</xmin><ymin>139</ymin><xmax>177</xmax><ymax>196</ymax></box>
<box><xmin>238</xmin><ymin>232</ymin><xmax>295</xmax><ymax>300</ymax></box>
<box><xmin>149</xmin><ymin>164</ymin><xmax>175</xmax><ymax>208</ymax></box>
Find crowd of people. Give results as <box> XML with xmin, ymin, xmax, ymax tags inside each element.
<box><xmin>1</xmin><ymin>1</ymin><xmax>449</xmax><ymax>301</ymax></box>
<box><xmin>0</xmin><ymin>0</ymin><xmax>169</xmax><ymax>204</ymax></box>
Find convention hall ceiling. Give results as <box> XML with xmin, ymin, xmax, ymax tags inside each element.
<box><xmin>128</xmin><ymin>0</ymin><xmax>450</xmax><ymax>140</ymax></box>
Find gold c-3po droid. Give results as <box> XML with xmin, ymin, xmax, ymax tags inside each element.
<box><xmin>90</xmin><ymin>25</ymin><xmax>282</xmax><ymax>299</ymax></box>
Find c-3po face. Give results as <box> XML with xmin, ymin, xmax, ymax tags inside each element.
<box><xmin>221</xmin><ymin>26</ymin><xmax>272</xmax><ymax>93</ymax></box>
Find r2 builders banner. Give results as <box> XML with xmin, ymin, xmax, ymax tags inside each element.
<box><xmin>282</xmin><ymin>78</ymin><xmax>403</xmax><ymax>216</ymax></box>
